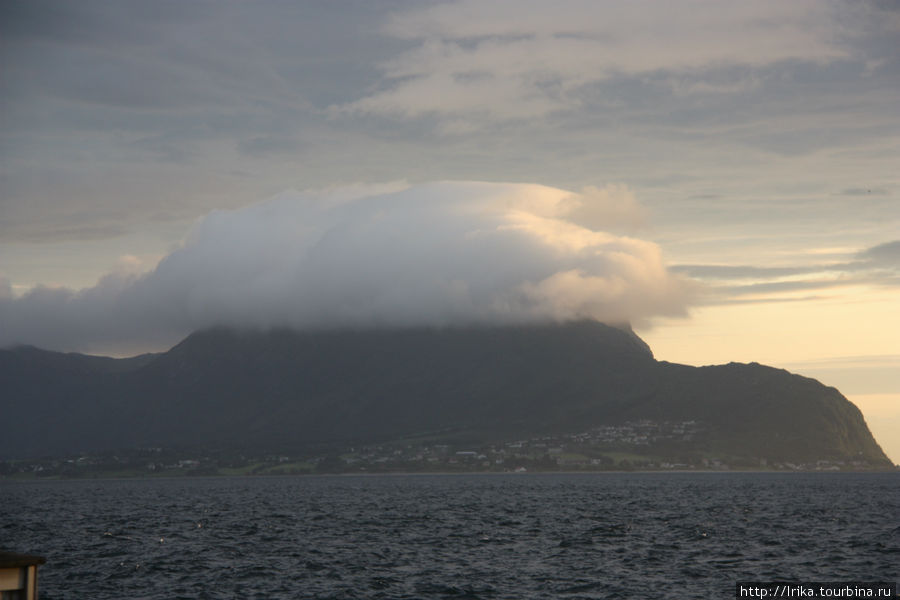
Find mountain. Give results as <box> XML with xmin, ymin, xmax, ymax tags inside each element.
<box><xmin>0</xmin><ymin>321</ymin><xmax>891</xmax><ymax>468</ymax></box>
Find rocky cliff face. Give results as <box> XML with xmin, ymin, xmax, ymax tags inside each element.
<box><xmin>0</xmin><ymin>321</ymin><xmax>892</xmax><ymax>467</ymax></box>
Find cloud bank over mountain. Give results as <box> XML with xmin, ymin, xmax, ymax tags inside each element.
<box><xmin>0</xmin><ymin>182</ymin><xmax>694</xmax><ymax>354</ymax></box>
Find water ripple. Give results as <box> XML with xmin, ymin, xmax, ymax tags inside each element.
<box><xmin>1</xmin><ymin>472</ymin><xmax>897</xmax><ymax>599</ymax></box>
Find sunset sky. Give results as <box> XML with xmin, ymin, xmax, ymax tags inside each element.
<box><xmin>1</xmin><ymin>1</ymin><xmax>898</xmax><ymax>461</ymax></box>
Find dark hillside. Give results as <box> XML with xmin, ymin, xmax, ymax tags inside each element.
<box><xmin>0</xmin><ymin>321</ymin><xmax>891</xmax><ymax>467</ymax></box>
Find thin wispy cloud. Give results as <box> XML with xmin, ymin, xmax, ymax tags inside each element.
<box><xmin>675</xmin><ymin>239</ymin><xmax>900</xmax><ymax>305</ymax></box>
<box><xmin>338</xmin><ymin>0</ymin><xmax>854</xmax><ymax>124</ymax></box>
<box><xmin>838</xmin><ymin>188</ymin><xmax>889</xmax><ymax>196</ymax></box>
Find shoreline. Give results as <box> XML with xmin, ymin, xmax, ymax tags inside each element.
<box><xmin>3</xmin><ymin>466</ymin><xmax>896</xmax><ymax>483</ymax></box>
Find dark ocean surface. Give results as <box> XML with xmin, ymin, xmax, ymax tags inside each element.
<box><xmin>1</xmin><ymin>472</ymin><xmax>897</xmax><ymax>599</ymax></box>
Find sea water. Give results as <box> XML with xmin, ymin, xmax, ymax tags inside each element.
<box><xmin>1</xmin><ymin>472</ymin><xmax>897</xmax><ymax>599</ymax></box>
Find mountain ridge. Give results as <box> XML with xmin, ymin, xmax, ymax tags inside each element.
<box><xmin>0</xmin><ymin>321</ymin><xmax>891</xmax><ymax>468</ymax></box>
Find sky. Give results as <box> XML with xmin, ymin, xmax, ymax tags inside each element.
<box><xmin>1</xmin><ymin>1</ymin><xmax>898</xmax><ymax>462</ymax></box>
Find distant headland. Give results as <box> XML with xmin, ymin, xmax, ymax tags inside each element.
<box><xmin>1</xmin><ymin>321</ymin><xmax>893</xmax><ymax>478</ymax></box>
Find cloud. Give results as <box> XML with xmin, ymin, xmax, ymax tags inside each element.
<box><xmin>860</xmin><ymin>240</ymin><xmax>900</xmax><ymax>265</ymax></box>
<box><xmin>0</xmin><ymin>182</ymin><xmax>694</xmax><ymax>354</ymax></box>
<box><xmin>236</xmin><ymin>135</ymin><xmax>303</xmax><ymax>158</ymax></box>
<box><xmin>2</xmin><ymin>1</ymin><xmax>897</xmax><ymax>247</ymax></box>
<box><xmin>672</xmin><ymin>265</ymin><xmax>815</xmax><ymax>280</ymax></box>
<box><xmin>560</xmin><ymin>185</ymin><xmax>648</xmax><ymax>233</ymax></box>
<box><xmin>338</xmin><ymin>0</ymin><xmax>852</xmax><ymax>122</ymax></box>
<box><xmin>838</xmin><ymin>187</ymin><xmax>889</xmax><ymax>196</ymax></box>
<box><xmin>676</xmin><ymin>239</ymin><xmax>900</xmax><ymax>305</ymax></box>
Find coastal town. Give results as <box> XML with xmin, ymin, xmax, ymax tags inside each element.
<box><xmin>2</xmin><ymin>419</ymin><xmax>885</xmax><ymax>479</ymax></box>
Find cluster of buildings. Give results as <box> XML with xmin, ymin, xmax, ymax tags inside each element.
<box><xmin>0</xmin><ymin>420</ymin><xmax>888</xmax><ymax>477</ymax></box>
<box><xmin>333</xmin><ymin>420</ymin><xmax>705</xmax><ymax>471</ymax></box>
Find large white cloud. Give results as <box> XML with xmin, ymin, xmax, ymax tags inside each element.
<box><xmin>0</xmin><ymin>182</ymin><xmax>694</xmax><ymax>354</ymax></box>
